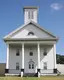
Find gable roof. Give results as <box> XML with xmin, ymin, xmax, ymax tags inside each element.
<box><xmin>3</xmin><ymin>20</ymin><xmax>58</xmax><ymax>41</ymax></box>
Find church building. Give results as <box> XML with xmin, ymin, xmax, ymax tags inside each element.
<box><xmin>3</xmin><ymin>6</ymin><xmax>58</xmax><ymax>77</ymax></box>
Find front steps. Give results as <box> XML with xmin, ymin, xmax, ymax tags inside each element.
<box><xmin>23</xmin><ymin>73</ymin><xmax>38</xmax><ymax>77</ymax></box>
<box><xmin>5</xmin><ymin>73</ymin><xmax>20</xmax><ymax>76</ymax></box>
<box><xmin>40</xmin><ymin>73</ymin><xmax>57</xmax><ymax>76</ymax></box>
<box><xmin>5</xmin><ymin>73</ymin><xmax>58</xmax><ymax>77</ymax></box>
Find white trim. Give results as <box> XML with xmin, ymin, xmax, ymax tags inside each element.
<box><xmin>6</xmin><ymin>41</ymin><xmax>56</xmax><ymax>45</ymax></box>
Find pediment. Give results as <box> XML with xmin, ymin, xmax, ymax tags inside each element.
<box><xmin>4</xmin><ymin>21</ymin><xmax>58</xmax><ymax>41</ymax></box>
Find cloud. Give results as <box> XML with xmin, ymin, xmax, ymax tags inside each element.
<box><xmin>51</xmin><ymin>3</ymin><xmax>63</xmax><ymax>10</ymax></box>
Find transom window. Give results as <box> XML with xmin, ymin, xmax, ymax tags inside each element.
<box><xmin>43</xmin><ymin>48</ymin><xmax>47</xmax><ymax>56</ymax></box>
<box><xmin>16</xmin><ymin>49</ymin><xmax>20</xmax><ymax>56</ymax></box>
<box><xmin>16</xmin><ymin>62</ymin><xmax>19</xmax><ymax>70</ymax></box>
<box><xmin>28</xmin><ymin>32</ymin><xmax>34</xmax><ymax>35</ymax></box>
<box><xmin>43</xmin><ymin>62</ymin><xmax>47</xmax><ymax>70</ymax></box>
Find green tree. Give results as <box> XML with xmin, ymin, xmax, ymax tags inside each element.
<box><xmin>56</xmin><ymin>54</ymin><xmax>64</xmax><ymax>64</ymax></box>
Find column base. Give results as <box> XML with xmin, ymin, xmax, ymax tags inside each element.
<box><xmin>53</xmin><ymin>68</ymin><xmax>57</xmax><ymax>73</ymax></box>
<box><xmin>21</xmin><ymin>69</ymin><xmax>24</xmax><ymax>77</ymax></box>
<box><xmin>21</xmin><ymin>72</ymin><xmax>23</xmax><ymax>77</ymax></box>
<box><xmin>21</xmin><ymin>69</ymin><xmax>24</xmax><ymax>72</ymax></box>
<box><xmin>5</xmin><ymin>69</ymin><xmax>9</xmax><ymax>73</ymax></box>
<box><xmin>37</xmin><ymin>69</ymin><xmax>40</xmax><ymax>72</ymax></box>
<box><xmin>37</xmin><ymin>69</ymin><xmax>40</xmax><ymax>77</ymax></box>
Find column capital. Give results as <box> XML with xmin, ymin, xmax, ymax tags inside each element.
<box><xmin>21</xmin><ymin>42</ymin><xmax>24</xmax><ymax>44</ymax></box>
<box><xmin>37</xmin><ymin>42</ymin><xmax>40</xmax><ymax>45</ymax></box>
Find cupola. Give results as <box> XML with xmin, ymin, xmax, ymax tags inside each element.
<box><xmin>23</xmin><ymin>6</ymin><xmax>38</xmax><ymax>23</ymax></box>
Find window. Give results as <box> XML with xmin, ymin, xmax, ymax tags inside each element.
<box><xmin>28</xmin><ymin>11</ymin><xmax>31</xmax><ymax>19</ymax></box>
<box><xmin>31</xmin><ymin>11</ymin><xmax>34</xmax><ymax>19</ymax></box>
<box><xmin>16</xmin><ymin>49</ymin><xmax>20</xmax><ymax>56</ymax></box>
<box><xmin>32</xmin><ymin>64</ymin><xmax>34</xmax><ymax>69</ymax></box>
<box><xmin>43</xmin><ymin>62</ymin><xmax>47</xmax><ymax>70</ymax></box>
<box><xmin>28</xmin><ymin>11</ymin><xmax>34</xmax><ymax>19</ymax></box>
<box><xmin>29</xmin><ymin>63</ymin><xmax>34</xmax><ymax>69</ymax></box>
<box><xmin>29</xmin><ymin>64</ymin><xmax>31</xmax><ymax>69</ymax></box>
<box><xmin>43</xmin><ymin>48</ymin><xmax>47</xmax><ymax>56</ymax></box>
<box><xmin>28</xmin><ymin>32</ymin><xmax>34</xmax><ymax>35</ymax></box>
<box><xmin>16</xmin><ymin>63</ymin><xmax>19</xmax><ymax>70</ymax></box>
<box><xmin>28</xmin><ymin>60</ymin><xmax>34</xmax><ymax>69</ymax></box>
<box><xmin>29</xmin><ymin>52</ymin><xmax>33</xmax><ymax>56</ymax></box>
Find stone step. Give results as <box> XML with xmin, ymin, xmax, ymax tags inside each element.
<box><xmin>23</xmin><ymin>73</ymin><xmax>38</xmax><ymax>77</ymax></box>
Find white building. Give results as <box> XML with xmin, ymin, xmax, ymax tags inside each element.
<box><xmin>3</xmin><ymin>6</ymin><xmax>58</xmax><ymax>77</ymax></box>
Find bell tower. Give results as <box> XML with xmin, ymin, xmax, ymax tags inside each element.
<box><xmin>23</xmin><ymin>6</ymin><xmax>38</xmax><ymax>24</ymax></box>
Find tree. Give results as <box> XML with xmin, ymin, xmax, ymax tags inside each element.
<box><xmin>56</xmin><ymin>54</ymin><xmax>64</xmax><ymax>64</ymax></box>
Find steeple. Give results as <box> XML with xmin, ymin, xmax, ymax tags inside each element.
<box><xmin>23</xmin><ymin>6</ymin><xmax>38</xmax><ymax>24</ymax></box>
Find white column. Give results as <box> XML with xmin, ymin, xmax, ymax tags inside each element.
<box><xmin>37</xmin><ymin>43</ymin><xmax>40</xmax><ymax>77</ymax></box>
<box><xmin>21</xmin><ymin>43</ymin><xmax>24</xmax><ymax>77</ymax></box>
<box><xmin>22</xmin><ymin>43</ymin><xmax>24</xmax><ymax>69</ymax></box>
<box><xmin>6</xmin><ymin>43</ymin><xmax>9</xmax><ymax>69</ymax></box>
<box><xmin>53</xmin><ymin>44</ymin><xmax>57</xmax><ymax>69</ymax></box>
<box><xmin>37</xmin><ymin>43</ymin><xmax>40</xmax><ymax>69</ymax></box>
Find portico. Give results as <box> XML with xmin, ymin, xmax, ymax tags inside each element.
<box><xmin>5</xmin><ymin>40</ymin><xmax>57</xmax><ymax>77</ymax></box>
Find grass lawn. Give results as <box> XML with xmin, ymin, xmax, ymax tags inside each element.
<box><xmin>0</xmin><ymin>76</ymin><xmax>64</xmax><ymax>80</ymax></box>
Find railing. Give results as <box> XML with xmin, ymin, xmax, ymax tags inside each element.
<box><xmin>40</xmin><ymin>69</ymin><xmax>53</xmax><ymax>74</ymax></box>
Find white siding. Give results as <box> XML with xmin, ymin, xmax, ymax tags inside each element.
<box><xmin>9</xmin><ymin>45</ymin><xmax>22</xmax><ymax>69</ymax></box>
<box><xmin>40</xmin><ymin>45</ymin><xmax>54</xmax><ymax>70</ymax></box>
<box><xmin>8</xmin><ymin>44</ymin><xmax>55</xmax><ymax>74</ymax></box>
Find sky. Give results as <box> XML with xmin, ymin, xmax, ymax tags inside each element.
<box><xmin>0</xmin><ymin>0</ymin><xmax>64</xmax><ymax>63</ymax></box>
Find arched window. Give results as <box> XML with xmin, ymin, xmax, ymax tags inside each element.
<box><xmin>28</xmin><ymin>32</ymin><xmax>34</xmax><ymax>35</ymax></box>
<box><xmin>28</xmin><ymin>60</ymin><xmax>35</xmax><ymax>69</ymax></box>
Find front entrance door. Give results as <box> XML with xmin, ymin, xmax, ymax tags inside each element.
<box><xmin>28</xmin><ymin>60</ymin><xmax>35</xmax><ymax>73</ymax></box>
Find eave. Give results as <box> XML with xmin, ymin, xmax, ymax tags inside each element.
<box><xmin>3</xmin><ymin>37</ymin><xmax>59</xmax><ymax>42</ymax></box>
